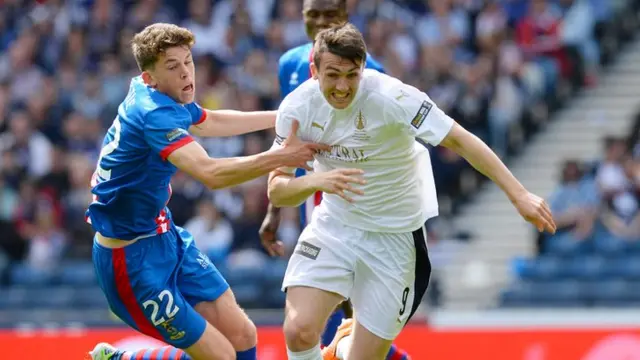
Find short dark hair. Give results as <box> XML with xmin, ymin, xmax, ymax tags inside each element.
<box><xmin>131</xmin><ymin>23</ymin><xmax>195</xmax><ymax>71</ymax></box>
<box><xmin>313</xmin><ymin>23</ymin><xmax>367</xmax><ymax>68</ymax></box>
<box><xmin>303</xmin><ymin>0</ymin><xmax>347</xmax><ymax>11</ymax></box>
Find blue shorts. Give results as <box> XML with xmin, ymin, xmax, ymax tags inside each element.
<box><xmin>93</xmin><ymin>225</ymin><xmax>229</xmax><ymax>349</ymax></box>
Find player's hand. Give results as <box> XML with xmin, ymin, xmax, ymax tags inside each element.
<box><xmin>281</xmin><ymin>120</ymin><xmax>331</xmax><ymax>171</ymax></box>
<box><xmin>259</xmin><ymin>207</ymin><xmax>285</xmax><ymax>257</ymax></box>
<box><xmin>311</xmin><ymin>168</ymin><xmax>366</xmax><ymax>203</ymax></box>
<box><xmin>512</xmin><ymin>191</ymin><xmax>557</xmax><ymax>234</ymax></box>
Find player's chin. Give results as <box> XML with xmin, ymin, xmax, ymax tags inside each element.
<box><xmin>179</xmin><ymin>88</ymin><xmax>195</xmax><ymax>104</ymax></box>
<box><xmin>329</xmin><ymin>93</ymin><xmax>352</xmax><ymax>109</ymax></box>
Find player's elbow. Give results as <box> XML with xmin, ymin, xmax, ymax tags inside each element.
<box><xmin>267</xmin><ymin>174</ymin><xmax>292</xmax><ymax>207</ymax></box>
<box><xmin>198</xmin><ymin>161</ymin><xmax>228</xmax><ymax>190</ymax></box>
<box><xmin>267</xmin><ymin>181</ymin><xmax>285</xmax><ymax>207</ymax></box>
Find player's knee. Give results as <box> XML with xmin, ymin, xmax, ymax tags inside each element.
<box><xmin>226</xmin><ymin>317</ymin><xmax>257</xmax><ymax>350</ymax></box>
<box><xmin>283</xmin><ymin>312</ymin><xmax>323</xmax><ymax>350</ymax></box>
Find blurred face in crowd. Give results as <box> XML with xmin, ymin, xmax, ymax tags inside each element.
<box><xmin>10</xmin><ymin>111</ymin><xmax>32</xmax><ymax>144</ymax></box>
<box><xmin>303</xmin><ymin>0</ymin><xmax>348</xmax><ymax>40</ymax></box>
<box><xmin>605</xmin><ymin>138</ymin><xmax>627</xmax><ymax>162</ymax></box>
<box><xmin>143</xmin><ymin>45</ymin><xmax>196</xmax><ymax>104</ymax></box>
<box><xmin>561</xmin><ymin>161</ymin><xmax>582</xmax><ymax>183</ymax></box>
<box><xmin>311</xmin><ymin>52</ymin><xmax>363</xmax><ymax>109</ymax></box>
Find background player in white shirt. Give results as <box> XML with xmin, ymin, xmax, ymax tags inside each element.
<box><xmin>269</xmin><ymin>23</ymin><xmax>557</xmax><ymax>360</ymax></box>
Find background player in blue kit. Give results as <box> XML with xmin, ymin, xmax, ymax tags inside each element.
<box><xmin>258</xmin><ymin>1</ymin><xmax>410</xmax><ymax>359</ymax></box>
<box><xmin>85</xmin><ymin>23</ymin><xmax>330</xmax><ymax>360</ymax></box>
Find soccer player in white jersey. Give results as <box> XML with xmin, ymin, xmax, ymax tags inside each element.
<box><xmin>268</xmin><ymin>23</ymin><xmax>557</xmax><ymax>360</ymax></box>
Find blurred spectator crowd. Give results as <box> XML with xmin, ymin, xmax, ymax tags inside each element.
<box><xmin>501</xmin><ymin>111</ymin><xmax>640</xmax><ymax>308</ymax></box>
<box><xmin>0</xmin><ymin>0</ymin><xmax>636</xmax><ymax>319</ymax></box>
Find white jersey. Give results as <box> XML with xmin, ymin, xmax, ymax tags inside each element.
<box><xmin>274</xmin><ymin>69</ymin><xmax>454</xmax><ymax>233</ymax></box>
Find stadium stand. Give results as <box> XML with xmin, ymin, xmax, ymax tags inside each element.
<box><xmin>0</xmin><ymin>0</ymin><xmax>637</xmax><ymax>326</ymax></box>
<box><xmin>501</xmin><ymin>108</ymin><xmax>640</xmax><ymax>308</ymax></box>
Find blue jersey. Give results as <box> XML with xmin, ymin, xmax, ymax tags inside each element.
<box><xmin>86</xmin><ymin>76</ymin><xmax>206</xmax><ymax>240</ymax></box>
<box><xmin>277</xmin><ymin>43</ymin><xmax>385</xmax><ymax>227</ymax></box>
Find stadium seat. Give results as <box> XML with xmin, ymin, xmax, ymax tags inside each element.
<box><xmin>517</xmin><ymin>256</ymin><xmax>564</xmax><ymax>281</ymax></box>
<box><xmin>23</xmin><ymin>287</ymin><xmax>75</xmax><ymax>309</ymax></box>
<box><xmin>625</xmin><ymin>281</ymin><xmax>640</xmax><ymax>302</ymax></box>
<box><xmin>532</xmin><ymin>280</ymin><xmax>584</xmax><ymax>305</ymax></box>
<box><xmin>223</xmin><ymin>266</ymin><xmax>267</xmax><ymax>287</ymax></box>
<box><xmin>261</xmin><ymin>287</ymin><xmax>287</xmax><ymax>309</ymax></box>
<box><xmin>57</xmin><ymin>261</ymin><xmax>96</xmax><ymax>286</ymax></box>
<box><xmin>263</xmin><ymin>259</ymin><xmax>288</xmax><ymax>286</ymax></box>
<box><xmin>583</xmin><ymin>279</ymin><xmax>628</xmax><ymax>304</ymax></box>
<box><xmin>9</xmin><ymin>263</ymin><xmax>54</xmax><ymax>286</ymax></box>
<box><xmin>0</xmin><ymin>287</ymin><xmax>28</xmax><ymax>309</ymax></box>
<box><xmin>615</xmin><ymin>256</ymin><xmax>640</xmax><ymax>280</ymax></box>
<box><xmin>565</xmin><ymin>255</ymin><xmax>607</xmax><ymax>280</ymax></box>
<box><xmin>229</xmin><ymin>284</ymin><xmax>262</xmax><ymax>308</ymax></box>
<box><xmin>624</xmin><ymin>240</ymin><xmax>640</xmax><ymax>254</ymax></box>
<box><xmin>545</xmin><ymin>234</ymin><xmax>592</xmax><ymax>256</ymax></box>
<box><xmin>499</xmin><ymin>281</ymin><xmax>535</xmax><ymax>307</ymax></box>
<box><xmin>593</xmin><ymin>236</ymin><xmax>628</xmax><ymax>256</ymax></box>
<box><xmin>500</xmin><ymin>280</ymin><xmax>586</xmax><ymax>308</ymax></box>
<box><xmin>74</xmin><ymin>286</ymin><xmax>109</xmax><ymax>309</ymax></box>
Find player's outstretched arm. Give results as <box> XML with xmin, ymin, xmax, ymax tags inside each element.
<box><xmin>268</xmin><ymin>168</ymin><xmax>366</xmax><ymax>207</ymax></box>
<box><xmin>168</xmin><ymin>122</ymin><xmax>327</xmax><ymax>190</ymax></box>
<box><xmin>439</xmin><ymin>123</ymin><xmax>557</xmax><ymax>234</ymax></box>
<box><xmin>189</xmin><ymin>109</ymin><xmax>277</xmax><ymax>137</ymax></box>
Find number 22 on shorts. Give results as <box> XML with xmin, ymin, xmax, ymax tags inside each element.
<box><xmin>143</xmin><ymin>289</ymin><xmax>180</xmax><ymax>326</ymax></box>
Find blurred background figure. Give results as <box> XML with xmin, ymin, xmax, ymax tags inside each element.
<box><xmin>1</xmin><ymin>0</ymin><xmax>640</xmax><ymax>358</ymax></box>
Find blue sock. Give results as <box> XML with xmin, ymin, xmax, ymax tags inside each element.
<box><xmin>236</xmin><ymin>346</ymin><xmax>257</xmax><ymax>360</ymax></box>
<box><xmin>321</xmin><ymin>309</ymin><xmax>345</xmax><ymax>346</ymax></box>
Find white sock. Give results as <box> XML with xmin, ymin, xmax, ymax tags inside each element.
<box><xmin>335</xmin><ymin>335</ymin><xmax>353</xmax><ymax>359</ymax></box>
<box><xmin>287</xmin><ymin>343</ymin><xmax>323</xmax><ymax>360</ymax></box>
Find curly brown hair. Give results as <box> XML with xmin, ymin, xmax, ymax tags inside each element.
<box><xmin>131</xmin><ymin>23</ymin><xmax>195</xmax><ymax>71</ymax></box>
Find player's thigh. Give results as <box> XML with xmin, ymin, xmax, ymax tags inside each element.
<box><xmin>92</xmin><ymin>232</ymin><xmax>214</xmax><ymax>351</ymax></box>
<box><xmin>350</xmin><ymin>226</ymin><xmax>431</xmax><ymax>341</ymax></box>
<box><xmin>282</xmin><ymin>220</ymin><xmax>357</xmax><ymax>343</ymax></box>
<box><xmin>174</xmin><ymin>226</ymin><xmax>255</xmax><ymax>349</ymax></box>
<box><xmin>347</xmin><ymin>320</ymin><xmax>393</xmax><ymax>360</ymax></box>
<box><xmin>194</xmin><ymin>289</ymin><xmax>257</xmax><ymax>351</ymax></box>
<box><xmin>282</xmin><ymin>218</ymin><xmax>357</xmax><ymax>301</ymax></box>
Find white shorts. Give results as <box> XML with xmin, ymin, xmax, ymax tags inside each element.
<box><xmin>282</xmin><ymin>210</ymin><xmax>431</xmax><ymax>340</ymax></box>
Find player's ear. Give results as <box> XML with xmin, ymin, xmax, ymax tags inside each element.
<box><xmin>141</xmin><ymin>71</ymin><xmax>157</xmax><ymax>88</ymax></box>
<box><xmin>310</xmin><ymin>62</ymin><xmax>318</xmax><ymax>80</ymax></box>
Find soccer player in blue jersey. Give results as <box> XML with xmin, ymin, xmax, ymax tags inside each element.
<box><xmin>258</xmin><ymin>1</ymin><xmax>411</xmax><ymax>359</ymax></box>
<box><xmin>85</xmin><ymin>23</ymin><xmax>332</xmax><ymax>360</ymax></box>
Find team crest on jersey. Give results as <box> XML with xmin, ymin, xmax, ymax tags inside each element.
<box><xmin>289</xmin><ymin>72</ymin><xmax>299</xmax><ymax>87</ymax></box>
<box><xmin>353</xmin><ymin>110</ymin><xmax>369</xmax><ymax>141</ymax></box>
<box><xmin>411</xmin><ymin>101</ymin><xmax>432</xmax><ymax>129</ymax></box>
<box><xmin>166</xmin><ymin>128</ymin><xmax>187</xmax><ymax>142</ymax></box>
<box><xmin>355</xmin><ymin>110</ymin><xmax>366</xmax><ymax>130</ymax></box>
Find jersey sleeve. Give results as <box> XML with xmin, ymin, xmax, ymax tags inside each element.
<box><xmin>385</xmin><ymin>81</ymin><xmax>454</xmax><ymax>146</ymax></box>
<box><xmin>144</xmin><ymin>106</ymin><xmax>195</xmax><ymax>161</ymax></box>
<box><xmin>278</xmin><ymin>55</ymin><xmax>291</xmax><ymax>99</ymax></box>
<box><xmin>184</xmin><ymin>102</ymin><xmax>207</xmax><ymax>125</ymax></box>
<box><xmin>271</xmin><ymin>97</ymin><xmax>303</xmax><ymax>175</ymax></box>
